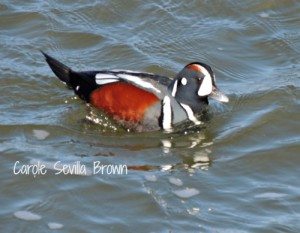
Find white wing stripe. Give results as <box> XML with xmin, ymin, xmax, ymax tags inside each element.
<box><xmin>96</xmin><ymin>79</ymin><xmax>118</xmax><ymax>85</ymax></box>
<box><xmin>117</xmin><ymin>74</ymin><xmax>161</xmax><ymax>93</ymax></box>
<box><xmin>95</xmin><ymin>74</ymin><xmax>118</xmax><ymax>80</ymax></box>
<box><xmin>95</xmin><ymin>74</ymin><xmax>119</xmax><ymax>85</ymax></box>
<box><xmin>96</xmin><ymin>73</ymin><xmax>161</xmax><ymax>93</ymax></box>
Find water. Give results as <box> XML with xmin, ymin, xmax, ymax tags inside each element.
<box><xmin>1</xmin><ymin>0</ymin><xmax>299</xmax><ymax>232</ymax></box>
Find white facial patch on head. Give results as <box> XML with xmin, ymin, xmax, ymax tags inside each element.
<box><xmin>198</xmin><ymin>67</ymin><xmax>213</xmax><ymax>96</ymax></box>
<box><xmin>181</xmin><ymin>77</ymin><xmax>187</xmax><ymax>85</ymax></box>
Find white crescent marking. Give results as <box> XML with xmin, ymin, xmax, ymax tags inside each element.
<box><xmin>198</xmin><ymin>68</ymin><xmax>213</xmax><ymax>96</ymax></box>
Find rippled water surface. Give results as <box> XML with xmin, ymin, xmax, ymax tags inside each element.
<box><xmin>1</xmin><ymin>0</ymin><xmax>300</xmax><ymax>232</ymax></box>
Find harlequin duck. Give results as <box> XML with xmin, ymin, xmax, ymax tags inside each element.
<box><xmin>42</xmin><ymin>52</ymin><xmax>228</xmax><ymax>132</ymax></box>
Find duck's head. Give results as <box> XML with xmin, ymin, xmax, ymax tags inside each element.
<box><xmin>168</xmin><ymin>62</ymin><xmax>229</xmax><ymax>112</ymax></box>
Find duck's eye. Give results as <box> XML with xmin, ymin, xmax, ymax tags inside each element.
<box><xmin>181</xmin><ymin>77</ymin><xmax>187</xmax><ymax>86</ymax></box>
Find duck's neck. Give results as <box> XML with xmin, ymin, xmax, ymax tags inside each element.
<box><xmin>179</xmin><ymin>98</ymin><xmax>208</xmax><ymax>114</ymax></box>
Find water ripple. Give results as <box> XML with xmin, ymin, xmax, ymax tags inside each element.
<box><xmin>1</xmin><ymin>0</ymin><xmax>300</xmax><ymax>232</ymax></box>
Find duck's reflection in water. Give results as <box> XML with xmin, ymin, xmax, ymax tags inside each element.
<box><xmin>158</xmin><ymin>131</ymin><xmax>213</xmax><ymax>172</ymax></box>
<box><xmin>83</xmin><ymin>119</ymin><xmax>215</xmax><ymax>172</ymax></box>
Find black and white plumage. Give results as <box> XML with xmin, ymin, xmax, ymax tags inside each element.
<box><xmin>42</xmin><ymin>52</ymin><xmax>229</xmax><ymax>132</ymax></box>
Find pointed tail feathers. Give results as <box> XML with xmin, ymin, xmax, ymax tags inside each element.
<box><xmin>42</xmin><ymin>51</ymin><xmax>99</xmax><ymax>102</ymax></box>
<box><xmin>41</xmin><ymin>51</ymin><xmax>71</xmax><ymax>84</ymax></box>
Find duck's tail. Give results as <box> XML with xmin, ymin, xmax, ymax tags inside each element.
<box><xmin>41</xmin><ymin>51</ymin><xmax>71</xmax><ymax>84</ymax></box>
<box><xmin>42</xmin><ymin>51</ymin><xmax>99</xmax><ymax>102</ymax></box>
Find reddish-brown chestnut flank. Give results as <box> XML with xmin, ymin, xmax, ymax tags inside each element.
<box><xmin>90</xmin><ymin>82</ymin><xmax>159</xmax><ymax>122</ymax></box>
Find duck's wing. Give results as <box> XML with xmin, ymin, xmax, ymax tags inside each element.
<box><xmin>42</xmin><ymin>52</ymin><xmax>171</xmax><ymax>102</ymax></box>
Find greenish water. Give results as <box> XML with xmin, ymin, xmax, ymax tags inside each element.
<box><xmin>1</xmin><ymin>0</ymin><xmax>299</xmax><ymax>232</ymax></box>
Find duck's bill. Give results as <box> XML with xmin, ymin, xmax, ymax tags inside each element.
<box><xmin>209</xmin><ymin>87</ymin><xmax>229</xmax><ymax>103</ymax></box>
